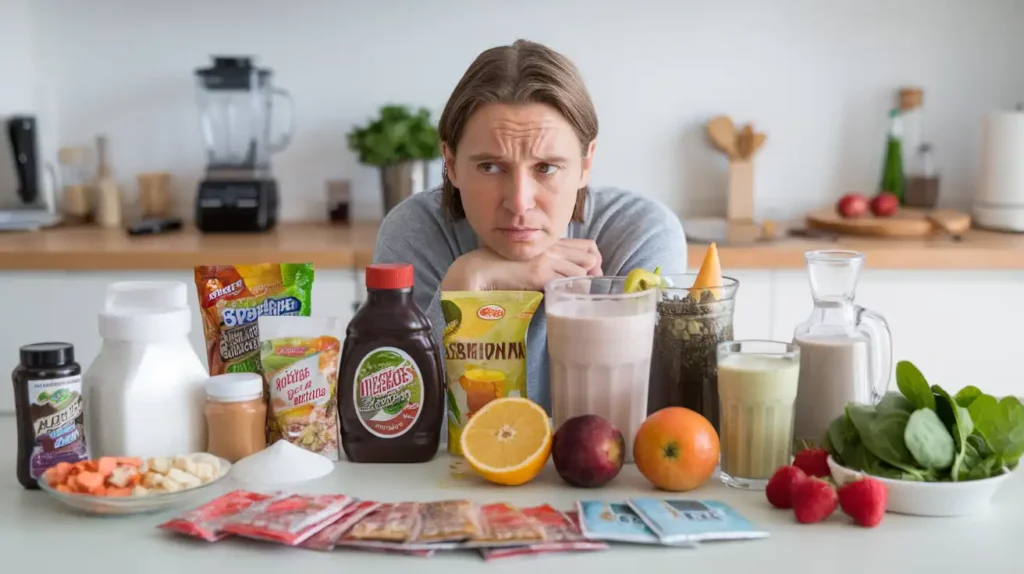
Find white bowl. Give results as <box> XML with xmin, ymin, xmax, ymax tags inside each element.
<box><xmin>38</xmin><ymin>453</ymin><xmax>231</xmax><ymax>516</ymax></box>
<box><xmin>827</xmin><ymin>455</ymin><xmax>1012</xmax><ymax>517</ymax></box>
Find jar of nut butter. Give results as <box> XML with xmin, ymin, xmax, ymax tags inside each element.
<box><xmin>204</xmin><ymin>373</ymin><xmax>267</xmax><ymax>462</ymax></box>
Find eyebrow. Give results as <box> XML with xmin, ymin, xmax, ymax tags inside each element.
<box><xmin>467</xmin><ymin>153</ymin><xmax>572</xmax><ymax>164</ymax></box>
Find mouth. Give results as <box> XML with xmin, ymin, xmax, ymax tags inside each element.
<box><xmin>496</xmin><ymin>227</ymin><xmax>538</xmax><ymax>242</ymax></box>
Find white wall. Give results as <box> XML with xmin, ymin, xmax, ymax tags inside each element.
<box><xmin>6</xmin><ymin>0</ymin><xmax>1024</xmax><ymax>221</ymax></box>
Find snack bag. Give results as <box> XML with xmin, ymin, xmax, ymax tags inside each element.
<box><xmin>194</xmin><ymin>263</ymin><xmax>314</xmax><ymax>375</ymax></box>
<box><xmin>440</xmin><ymin>291</ymin><xmax>543</xmax><ymax>455</ymax></box>
<box><xmin>258</xmin><ymin>316</ymin><xmax>343</xmax><ymax>459</ymax></box>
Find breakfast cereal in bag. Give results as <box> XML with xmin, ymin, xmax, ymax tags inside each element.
<box><xmin>258</xmin><ymin>316</ymin><xmax>343</xmax><ymax>459</ymax></box>
<box><xmin>440</xmin><ymin>291</ymin><xmax>543</xmax><ymax>455</ymax></box>
<box><xmin>194</xmin><ymin>263</ymin><xmax>314</xmax><ymax>375</ymax></box>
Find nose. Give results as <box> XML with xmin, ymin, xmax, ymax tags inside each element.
<box><xmin>501</xmin><ymin>168</ymin><xmax>537</xmax><ymax>215</ymax></box>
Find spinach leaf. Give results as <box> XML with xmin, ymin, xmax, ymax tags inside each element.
<box><xmin>955</xmin><ymin>385</ymin><xmax>983</xmax><ymax>409</ymax></box>
<box><xmin>825</xmin><ymin>415</ymin><xmax>847</xmax><ymax>463</ymax></box>
<box><xmin>933</xmin><ymin>385</ymin><xmax>972</xmax><ymax>480</ymax></box>
<box><xmin>904</xmin><ymin>408</ymin><xmax>955</xmax><ymax>470</ymax></box>
<box><xmin>968</xmin><ymin>395</ymin><xmax>1024</xmax><ymax>468</ymax></box>
<box><xmin>847</xmin><ymin>403</ymin><xmax>922</xmax><ymax>476</ymax></box>
<box><xmin>896</xmin><ymin>361</ymin><xmax>936</xmax><ymax>411</ymax></box>
<box><xmin>877</xmin><ymin>391</ymin><xmax>915</xmax><ymax>415</ymax></box>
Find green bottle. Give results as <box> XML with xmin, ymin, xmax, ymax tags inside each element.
<box><xmin>880</xmin><ymin>108</ymin><xmax>905</xmax><ymax>203</ymax></box>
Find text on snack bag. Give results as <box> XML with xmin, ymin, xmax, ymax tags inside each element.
<box><xmin>207</xmin><ymin>279</ymin><xmax>245</xmax><ymax>303</ymax></box>
<box><xmin>272</xmin><ymin>365</ymin><xmax>327</xmax><ymax>406</ymax></box>
<box><xmin>221</xmin><ymin>296</ymin><xmax>303</xmax><ymax>327</ymax></box>
<box><xmin>444</xmin><ymin>341</ymin><xmax>525</xmax><ymax>361</ymax></box>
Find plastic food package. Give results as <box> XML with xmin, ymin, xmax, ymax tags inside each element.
<box><xmin>220</xmin><ymin>493</ymin><xmax>352</xmax><ymax>546</ymax></box>
<box><xmin>439</xmin><ymin>291</ymin><xmax>543</xmax><ymax>455</ymax></box>
<box><xmin>408</xmin><ymin>499</ymin><xmax>483</xmax><ymax>543</ymax></box>
<box><xmin>463</xmin><ymin>503</ymin><xmax>546</xmax><ymax>548</ymax></box>
<box><xmin>258</xmin><ymin>316</ymin><xmax>343</xmax><ymax>459</ymax></box>
<box><xmin>341</xmin><ymin>501</ymin><xmax>421</xmax><ymax>542</ymax></box>
<box><xmin>301</xmin><ymin>500</ymin><xmax>381</xmax><ymax>551</ymax></box>
<box><xmin>194</xmin><ymin>263</ymin><xmax>314</xmax><ymax>376</ymax></box>
<box><xmin>481</xmin><ymin>506</ymin><xmax>607</xmax><ymax>560</ymax></box>
<box><xmin>158</xmin><ymin>490</ymin><xmax>275</xmax><ymax>542</ymax></box>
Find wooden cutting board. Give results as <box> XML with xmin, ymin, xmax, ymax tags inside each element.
<box><xmin>806</xmin><ymin>208</ymin><xmax>971</xmax><ymax>238</ymax></box>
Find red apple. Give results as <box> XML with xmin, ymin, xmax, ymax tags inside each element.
<box><xmin>870</xmin><ymin>192</ymin><xmax>899</xmax><ymax>217</ymax></box>
<box><xmin>836</xmin><ymin>193</ymin><xmax>869</xmax><ymax>218</ymax></box>
<box><xmin>551</xmin><ymin>414</ymin><xmax>624</xmax><ymax>488</ymax></box>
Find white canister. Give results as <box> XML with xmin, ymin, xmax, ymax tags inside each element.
<box><xmin>84</xmin><ymin>281</ymin><xmax>210</xmax><ymax>458</ymax></box>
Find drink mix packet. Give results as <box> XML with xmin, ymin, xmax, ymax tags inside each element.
<box><xmin>576</xmin><ymin>501</ymin><xmax>694</xmax><ymax>547</ymax></box>
<box><xmin>220</xmin><ymin>493</ymin><xmax>352</xmax><ymax>546</ymax></box>
<box><xmin>408</xmin><ymin>499</ymin><xmax>483</xmax><ymax>544</ymax></box>
<box><xmin>194</xmin><ymin>263</ymin><xmax>314</xmax><ymax>375</ymax></box>
<box><xmin>342</xmin><ymin>501</ymin><xmax>422</xmax><ymax>542</ymax></box>
<box><xmin>463</xmin><ymin>503</ymin><xmax>545</xmax><ymax>549</ymax></box>
<box><xmin>301</xmin><ymin>500</ymin><xmax>381</xmax><ymax>551</ymax></box>
<box><xmin>440</xmin><ymin>291</ymin><xmax>542</xmax><ymax>455</ymax></box>
<box><xmin>481</xmin><ymin>505</ymin><xmax>607</xmax><ymax>560</ymax></box>
<box><xmin>258</xmin><ymin>316</ymin><xmax>343</xmax><ymax>459</ymax></box>
<box><xmin>158</xmin><ymin>490</ymin><xmax>275</xmax><ymax>542</ymax></box>
<box><xmin>626</xmin><ymin>498</ymin><xmax>769</xmax><ymax>545</ymax></box>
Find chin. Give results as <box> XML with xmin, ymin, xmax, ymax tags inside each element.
<box><xmin>488</xmin><ymin>237</ymin><xmax>549</xmax><ymax>261</ymax></box>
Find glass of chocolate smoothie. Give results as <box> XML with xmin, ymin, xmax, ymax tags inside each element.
<box><xmin>647</xmin><ymin>274</ymin><xmax>739</xmax><ymax>434</ymax></box>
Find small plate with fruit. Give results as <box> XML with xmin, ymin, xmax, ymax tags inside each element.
<box><xmin>38</xmin><ymin>453</ymin><xmax>231</xmax><ymax>516</ymax></box>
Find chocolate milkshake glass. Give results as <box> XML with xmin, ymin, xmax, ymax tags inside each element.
<box><xmin>545</xmin><ymin>277</ymin><xmax>657</xmax><ymax>462</ymax></box>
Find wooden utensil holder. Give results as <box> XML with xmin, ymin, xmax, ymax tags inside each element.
<box><xmin>727</xmin><ymin>159</ymin><xmax>754</xmax><ymax>222</ymax></box>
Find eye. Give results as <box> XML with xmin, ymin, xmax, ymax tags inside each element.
<box><xmin>536</xmin><ymin>163</ymin><xmax>560</xmax><ymax>175</ymax></box>
<box><xmin>477</xmin><ymin>162</ymin><xmax>502</xmax><ymax>174</ymax></box>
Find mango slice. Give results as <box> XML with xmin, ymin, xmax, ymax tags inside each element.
<box><xmin>690</xmin><ymin>243</ymin><xmax>723</xmax><ymax>300</ymax></box>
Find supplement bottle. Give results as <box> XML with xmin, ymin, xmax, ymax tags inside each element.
<box><xmin>339</xmin><ymin>263</ymin><xmax>444</xmax><ymax>462</ymax></box>
<box><xmin>205</xmin><ymin>373</ymin><xmax>268</xmax><ymax>463</ymax></box>
<box><xmin>13</xmin><ymin>342</ymin><xmax>89</xmax><ymax>490</ymax></box>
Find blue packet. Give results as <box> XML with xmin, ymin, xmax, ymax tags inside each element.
<box><xmin>575</xmin><ymin>501</ymin><xmax>694</xmax><ymax>547</ymax></box>
<box><xmin>627</xmin><ymin>498</ymin><xmax>770</xmax><ymax>545</ymax></box>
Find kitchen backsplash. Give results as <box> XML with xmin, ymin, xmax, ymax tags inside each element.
<box><xmin>2</xmin><ymin>0</ymin><xmax>1023</xmax><ymax>222</ymax></box>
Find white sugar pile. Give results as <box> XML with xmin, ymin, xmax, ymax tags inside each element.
<box><xmin>230</xmin><ymin>440</ymin><xmax>335</xmax><ymax>486</ymax></box>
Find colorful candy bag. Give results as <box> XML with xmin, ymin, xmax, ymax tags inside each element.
<box><xmin>258</xmin><ymin>316</ymin><xmax>343</xmax><ymax>459</ymax></box>
<box><xmin>194</xmin><ymin>263</ymin><xmax>314</xmax><ymax>375</ymax></box>
<box><xmin>440</xmin><ymin>291</ymin><xmax>543</xmax><ymax>455</ymax></box>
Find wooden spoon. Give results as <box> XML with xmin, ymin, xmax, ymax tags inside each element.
<box><xmin>752</xmin><ymin>132</ymin><xmax>767</xmax><ymax>155</ymax></box>
<box><xmin>737</xmin><ymin>124</ymin><xmax>754</xmax><ymax>160</ymax></box>
<box><xmin>707</xmin><ymin>116</ymin><xmax>738</xmax><ymax>159</ymax></box>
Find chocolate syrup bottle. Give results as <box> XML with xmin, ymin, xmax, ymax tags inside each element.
<box><xmin>13</xmin><ymin>342</ymin><xmax>89</xmax><ymax>489</ymax></box>
<box><xmin>339</xmin><ymin>263</ymin><xmax>444</xmax><ymax>463</ymax></box>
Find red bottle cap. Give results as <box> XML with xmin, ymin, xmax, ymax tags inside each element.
<box><xmin>365</xmin><ymin>263</ymin><xmax>415</xmax><ymax>290</ymax></box>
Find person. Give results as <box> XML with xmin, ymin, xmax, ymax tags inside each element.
<box><xmin>371</xmin><ymin>39</ymin><xmax>687</xmax><ymax>412</ymax></box>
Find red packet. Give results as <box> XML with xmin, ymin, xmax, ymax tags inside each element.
<box><xmin>158</xmin><ymin>490</ymin><xmax>274</xmax><ymax>542</ymax></box>
<box><xmin>462</xmin><ymin>503</ymin><xmax>546</xmax><ymax>548</ymax></box>
<box><xmin>481</xmin><ymin>505</ymin><xmax>607</xmax><ymax>560</ymax></box>
<box><xmin>221</xmin><ymin>494</ymin><xmax>353</xmax><ymax>546</ymax></box>
<box><xmin>301</xmin><ymin>501</ymin><xmax>381</xmax><ymax>551</ymax></box>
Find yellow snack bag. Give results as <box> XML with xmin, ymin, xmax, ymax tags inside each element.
<box><xmin>441</xmin><ymin>291</ymin><xmax>543</xmax><ymax>456</ymax></box>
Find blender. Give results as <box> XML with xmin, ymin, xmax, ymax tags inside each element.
<box><xmin>194</xmin><ymin>56</ymin><xmax>294</xmax><ymax>232</ymax></box>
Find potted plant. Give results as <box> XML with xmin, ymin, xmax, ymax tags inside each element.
<box><xmin>347</xmin><ymin>104</ymin><xmax>441</xmax><ymax>214</ymax></box>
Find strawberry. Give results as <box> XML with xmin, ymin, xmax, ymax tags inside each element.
<box><xmin>838</xmin><ymin>477</ymin><xmax>888</xmax><ymax>527</ymax></box>
<box><xmin>791</xmin><ymin>477</ymin><xmax>838</xmax><ymax>524</ymax></box>
<box><xmin>793</xmin><ymin>448</ymin><xmax>831</xmax><ymax>478</ymax></box>
<box><xmin>765</xmin><ymin>465</ymin><xmax>807</xmax><ymax>509</ymax></box>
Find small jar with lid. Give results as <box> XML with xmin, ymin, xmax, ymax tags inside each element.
<box><xmin>204</xmin><ymin>373</ymin><xmax>267</xmax><ymax>463</ymax></box>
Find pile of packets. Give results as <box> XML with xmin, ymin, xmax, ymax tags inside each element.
<box><xmin>159</xmin><ymin>491</ymin><xmax>769</xmax><ymax>560</ymax></box>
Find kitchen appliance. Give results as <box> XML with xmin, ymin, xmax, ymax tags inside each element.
<box><xmin>974</xmin><ymin>109</ymin><xmax>1024</xmax><ymax>233</ymax></box>
<box><xmin>194</xmin><ymin>56</ymin><xmax>294</xmax><ymax>233</ymax></box>
<box><xmin>1</xmin><ymin>116</ymin><xmax>60</xmax><ymax>230</ymax></box>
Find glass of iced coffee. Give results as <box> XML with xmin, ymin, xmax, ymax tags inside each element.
<box><xmin>717</xmin><ymin>340</ymin><xmax>801</xmax><ymax>490</ymax></box>
<box><xmin>545</xmin><ymin>277</ymin><xmax>658</xmax><ymax>462</ymax></box>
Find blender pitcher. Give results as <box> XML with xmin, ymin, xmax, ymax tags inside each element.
<box><xmin>791</xmin><ymin>250</ymin><xmax>892</xmax><ymax>448</ymax></box>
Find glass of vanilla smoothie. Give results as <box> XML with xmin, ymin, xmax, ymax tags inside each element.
<box><xmin>717</xmin><ymin>340</ymin><xmax>800</xmax><ymax>490</ymax></box>
<box><xmin>545</xmin><ymin>277</ymin><xmax>658</xmax><ymax>462</ymax></box>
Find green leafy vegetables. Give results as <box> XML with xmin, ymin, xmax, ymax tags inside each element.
<box><xmin>823</xmin><ymin>360</ymin><xmax>1024</xmax><ymax>482</ymax></box>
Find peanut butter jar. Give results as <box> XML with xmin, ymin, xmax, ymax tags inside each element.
<box><xmin>204</xmin><ymin>373</ymin><xmax>267</xmax><ymax>462</ymax></box>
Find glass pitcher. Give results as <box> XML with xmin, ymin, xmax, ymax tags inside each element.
<box><xmin>195</xmin><ymin>56</ymin><xmax>294</xmax><ymax>172</ymax></box>
<box><xmin>791</xmin><ymin>250</ymin><xmax>892</xmax><ymax>448</ymax></box>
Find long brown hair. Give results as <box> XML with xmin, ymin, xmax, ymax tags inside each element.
<box><xmin>438</xmin><ymin>39</ymin><xmax>598</xmax><ymax>222</ymax></box>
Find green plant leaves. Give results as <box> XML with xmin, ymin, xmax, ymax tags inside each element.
<box><xmin>896</xmin><ymin>361</ymin><xmax>935</xmax><ymax>411</ymax></box>
<box><xmin>904</xmin><ymin>408</ymin><xmax>955</xmax><ymax>470</ymax></box>
<box><xmin>347</xmin><ymin>105</ymin><xmax>441</xmax><ymax>166</ymax></box>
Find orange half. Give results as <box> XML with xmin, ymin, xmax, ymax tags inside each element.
<box><xmin>459</xmin><ymin>397</ymin><xmax>551</xmax><ymax>486</ymax></box>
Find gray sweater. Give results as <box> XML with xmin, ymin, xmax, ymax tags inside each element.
<box><xmin>371</xmin><ymin>186</ymin><xmax>688</xmax><ymax>413</ymax></box>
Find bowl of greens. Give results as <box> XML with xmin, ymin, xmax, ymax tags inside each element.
<box><xmin>823</xmin><ymin>360</ymin><xmax>1023</xmax><ymax>517</ymax></box>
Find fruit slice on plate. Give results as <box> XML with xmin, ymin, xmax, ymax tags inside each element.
<box><xmin>624</xmin><ymin>266</ymin><xmax>662</xmax><ymax>293</ymax></box>
<box><xmin>460</xmin><ymin>397</ymin><xmax>552</xmax><ymax>486</ymax></box>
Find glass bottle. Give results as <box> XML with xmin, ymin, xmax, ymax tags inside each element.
<box><xmin>880</xmin><ymin>109</ymin><xmax>905</xmax><ymax>204</ymax></box>
<box><xmin>905</xmin><ymin>143</ymin><xmax>940</xmax><ymax>208</ymax></box>
<box><xmin>791</xmin><ymin>250</ymin><xmax>893</xmax><ymax>449</ymax></box>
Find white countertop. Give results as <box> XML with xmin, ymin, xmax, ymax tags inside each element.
<box><xmin>1</xmin><ymin>414</ymin><xmax>1019</xmax><ymax>572</ymax></box>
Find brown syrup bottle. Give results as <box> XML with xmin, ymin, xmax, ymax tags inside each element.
<box><xmin>339</xmin><ymin>263</ymin><xmax>444</xmax><ymax>462</ymax></box>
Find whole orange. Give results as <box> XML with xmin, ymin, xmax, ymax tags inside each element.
<box><xmin>633</xmin><ymin>407</ymin><xmax>720</xmax><ymax>491</ymax></box>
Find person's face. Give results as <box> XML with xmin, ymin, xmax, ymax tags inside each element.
<box><xmin>443</xmin><ymin>103</ymin><xmax>595</xmax><ymax>261</ymax></box>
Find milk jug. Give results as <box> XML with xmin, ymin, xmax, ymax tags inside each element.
<box><xmin>84</xmin><ymin>281</ymin><xmax>209</xmax><ymax>458</ymax></box>
<box><xmin>792</xmin><ymin>250</ymin><xmax>893</xmax><ymax>448</ymax></box>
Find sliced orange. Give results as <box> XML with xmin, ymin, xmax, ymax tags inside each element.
<box><xmin>460</xmin><ymin>397</ymin><xmax>552</xmax><ymax>486</ymax></box>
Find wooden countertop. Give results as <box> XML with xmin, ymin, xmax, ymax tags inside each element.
<box><xmin>0</xmin><ymin>221</ymin><xmax>1021</xmax><ymax>271</ymax></box>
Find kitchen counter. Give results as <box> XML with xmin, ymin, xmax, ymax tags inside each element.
<box><xmin>0</xmin><ymin>221</ymin><xmax>1022</xmax><ymax>271</ymax></box>
<box><xmin>0</xmin><ymin>416</ymin><xmax>1018</xmax><ymax>571</ymax></box>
